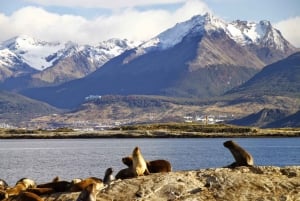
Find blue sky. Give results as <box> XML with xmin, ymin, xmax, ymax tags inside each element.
<box><xmin>0</xmin><ymin>0</ymin><xmax>299</xmax><ymax>46</ymax></box>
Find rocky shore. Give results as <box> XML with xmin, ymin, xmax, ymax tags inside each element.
<box><xmin>5</xmin><ymin>166</ymin><xmax>299</xmax><ymax>201</ymax></box>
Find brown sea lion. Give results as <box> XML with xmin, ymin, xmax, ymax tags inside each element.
<box><xmin>69</xmin><ymin>177</ymin><xmax>103</xmax><ymax>192</ymax></box>
<box><xmin>27</xmin><ymin>187</ymin><xmax>55</xmax><ymax>196</ymax></box>
<box><xmin>16</xmin><ymin>191</ymin><xmax>44</xmax><ymax>201</ymax></box>
<box><xmin>132</xmin><ymin>147</ymin><xmax>150</xmax><ymax>176</ymax></box>
<box><xmin>103</xmin><ymin>167</ymin><xmax>115</xmax><ymax>185</ymax></box>
<box><xmin>223</xmin><ymin>140</ymin><xmax>254</xmax><ymax>168</ymax></box>
<box><xmin>122</xmin><ymin>156</ymin><xmax>172</xmax><ymax>173</ymax></box>
<box><xmin>147</xmin><ymin>160</ymin><xmax>172</xmax><ymax>173</ymax></box>
<box><xmin>76</xmin><ymin>183</ymin><xmax>98</xmax><ymax>201</ymax></box>
<box><xmin>6</xmin><ymin>178</ymin><xmax>36</xmax><ymax>197</ymax></box>
<box><xmin>37</xmin><ymin>180</ymin><xmax>71</xmax><ymax>192</ymax></box>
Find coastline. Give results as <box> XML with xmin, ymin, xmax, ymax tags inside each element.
<box><xmin>0</xmin><ymin>129</ymin><xmax>300</xmax><ymax>139</ymax></box>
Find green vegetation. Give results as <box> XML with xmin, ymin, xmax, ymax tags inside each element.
<box><xmin>0</xmin><ymin>123</ymin><xmax>299</xmax><ymax>139</ymax></box>
<box><xmin>114</xmin><ymin>123</ymin><xmax>253</xmax><ymax>133</ymax></box>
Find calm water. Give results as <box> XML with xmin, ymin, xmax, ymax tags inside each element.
<box><xmin>0</xmin><ymin>138</ymin><xmax>299</xmax><ymax>185</ymax></box>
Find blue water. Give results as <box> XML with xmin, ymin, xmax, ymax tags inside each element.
<box><xmin>0</xmin><ymin>138</ymin><xmax>299</xmax><ymax>185</ymax></box>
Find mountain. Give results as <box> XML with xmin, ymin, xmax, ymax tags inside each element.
<box><xmin>226</xmin><ymin>52</ymin><xmax>300</xmax><ymax>97</ymax></box>
<box><xmin>0</xmin><ymin>35</ymin><xmax>138</xmax><ymax>89</ymax></box>
<box><xmin>228</xmin><ymin>108</ymin><xmax>291</xmax><ymax>127</ymax></box>
<box><xmin>264</xmin><ymin>110</ymin><xmax>300</xmax><ymax>128</ymax></box>
<box><xmin>19</xmin><ymin>13</ymin><xmax>296</xmax><ymax>109</ymax></box>
<box><xmin>0</xmin><ymin>90</ymin><xmax>60</xmax><ymax>126</ymax></box>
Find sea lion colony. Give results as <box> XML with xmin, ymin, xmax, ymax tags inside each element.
<box><xmin>0</xmin><ymin>140</ymin><xmax>253</xmax><ymax>201</ymax></box>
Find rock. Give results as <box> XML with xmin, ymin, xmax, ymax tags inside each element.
<box><xmin>4</xmin><ymin>166</ymin><xmax>300</xmax><ymax>201</ymax></box>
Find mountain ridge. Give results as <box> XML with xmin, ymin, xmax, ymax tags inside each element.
<box><xmin>19</xmin><ymin>13</ymin><xmax>296</xmax><ymax>109</ymax></box>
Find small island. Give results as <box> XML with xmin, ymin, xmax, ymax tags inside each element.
<box><xmin>0</xmin><ymin>123</ymin><xmax>300</xmax><ymax>139</ymax></box>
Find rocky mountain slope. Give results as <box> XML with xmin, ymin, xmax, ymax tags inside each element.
<box><xmin>228</xmin><ymin>108</ymin><xmax>291</xmax><ymax>127</ymax></box>
<box><xmin>0</xmin><ymin>36</ymin><xmax>137</xmax><ymax>89</ymax></box>
<box><xmin>20</xmin><ymin>13</ymin><xmax>296</xmax><ymax>109</ymax></box>
<box><xmin>265</xmin><ymin>110</ymin><xmax>300</xmax><ymax>128</ymax></box>
<box><xmin>0</xmin><ymin>90</ymin><xmax>60</xmax><ymax>126</ymax></box>
<box><xmin>227</xmin><ymin>52</ymin><xmax>300</xmax><ymax>97</ymax></box>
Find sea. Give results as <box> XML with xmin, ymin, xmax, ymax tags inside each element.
<box><xmin>0</xmin><ymin>138</ymin><xmax>299</xmax><ymax>185</ymax></box>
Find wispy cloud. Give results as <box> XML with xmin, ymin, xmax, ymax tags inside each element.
<box><xmin>274</xmin><ymin>16</ymin><xmax>300</xmax><ymax>48</ymax></box>
<box><xmin>0</xmin><ymin>0</ymin><xmax>210</xmax><ymax>44</ymax></box>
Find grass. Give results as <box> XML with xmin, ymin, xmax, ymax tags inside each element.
<box><xmin>0</xmin><ymin>123</ymin><xmax>299</xmax><ymax>139</ymax></box>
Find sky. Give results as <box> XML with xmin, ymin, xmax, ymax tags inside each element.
<box><xmin>0</xmin><ymin>0</ymin><xmax>299</xmax><ymax>47</ymax></box>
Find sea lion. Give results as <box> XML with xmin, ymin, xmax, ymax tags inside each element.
<box><xmin>0</xmin><ymin>189</ymin><xmax>7</xmax><ymax>200</ymax></box>
<box><xmin>76</xmin><ymin>183</ymin><xmax>98</xmax><ymax>201</ymax></box>
<box><xmin>27</xmin><ymin>187</ymin><xmax>55</xmax><ymax>196</ymax></box>
<box><xmin>70</xmin><ymin>177</ymin><xmax>103</xmax><ymax>192</ymax></box>
<box><xmin>16</xmin><ymin>191</ymin><xmax>44</xmax><ymax>201</ymax></box>
<box><xmin>223</xmin><ymin>140</ymin><xmax>254</xmax><ymax>168</ymax></box>
<box><xmin>147</xmin><ymin>160</ymin><xmax>172</xmax><ymax>173</ymax></box>
<box><xmin>0</xmin><ymin>179</ymin><xmax>8</xmax><ymax>190</ymax></box>
<box><xmin>115</xmin><ymin>168</ymin><xmax>135</xmax><ymax>180</ymax></box>
<box><xmin>37</xmin><ymin>180</ymin><xmax>71</xmax><ymax>193</ymax></box>
<box><xmin>132</xmin><ymin>146</ymin><xmax>150</xmax><ymax>176</ymax></box>
<box><xmin>6</xmin><ymin>178</ymin><xmax>36</xmax><ymax>197</ymax></box>
<box><xmin>52</xmin><ymin>176</ymin><xmax>60</xmax><ymax>182</ymax></box>
<box><xmin>103</xmin><ymin>167</ymin><xmax>115</xmax><ymax>185</ymax></box>
<box><xmin>122</xmin><ymin>156</ymin><xmax>172</xmax><ymax>173</ymax></box>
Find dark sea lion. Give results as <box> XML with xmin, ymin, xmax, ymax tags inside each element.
<box><xmin>115</xmin><ymin>168</ymin><xmax>135</xmax><ymax>180</ymax></box>
<box><xmin>76</xmin><ymin>183</ymin><xmax>98</xmax><ymax>201</ymax></box>
<box><xmin>0</xmin><ymin>189</ymin><xmax>7</xmax><ymax>200</ymax></box>
<box><xmin>37</xmin><ymin>180</ymin><xmax>71</xmax><ymax>192</ymax></box>
<box><xmin>122</xmin><ymin>156</ymin><xmax>133</xmax><ymax>167</ymax></box>
<box><xmin>223</xmin><ymin>140</ymin><xmax>254</xmax><ymax>168</ymax></box>
<box><xmin>52</xmin><ymin>176</ymin><xmax>60</xmax><ymax>182</ymax></box>
<box><xmin>132</xmin><ymin>147</ymin><xmax>150</xmax><ymax>176</ymax></box>
<box><xmin>70</xmin><ymin>177</ymin><xmax>103</xmax><ymax>192</ymax></box>
<box><xmin>103</xmin><ymin>167</ymin><xmax>115</xmax><ymax>185</ymax></box>
<box><xmin>122</xmin><ymin>156</ymin><xmax>172</xmax><ymax>173</ymax></box>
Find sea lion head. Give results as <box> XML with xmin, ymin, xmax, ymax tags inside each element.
<box><xmin>105</xmin><ymin>167</ymin><xmax>113</xmax><ymax>175</ymax></box>
<box><xmin>132</xmin><ymin>146</ymin><xmax>141</xmax><ymax>156</ymax></box>
<box><xmin>17</xmin><ymin>178</ymin><xmax>36</xmax><ymax>188</ymax></box>
<box><xmin>122</xmin><ymin>156</ymin><xmax>133</xmax><ymax>167</ymax></box>
<box><xmin>223</xmin><ymin>140</ymin><xmax>235</xmax><ymax>148</ymax></box>
<box><xmin>0</xmin><ymin>179</ymin><xmax>8</xmax><ymax>189</ymax></box>
<box><xmin>52</xmin><ymin>176</ymin><xmax>60</xmax><ymax>182</ymax></box>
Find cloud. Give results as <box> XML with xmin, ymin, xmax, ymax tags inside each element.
<box><xmin>274</xmin><ymin>16</ymin><xmax>300</xmax><ymax>47</ymax></box>
<box><xmin>25</xmin><ymin>0</ymin><xmax>186</xmax><ymax>9</ymax></box>
<box><xmin>0</xmin><ymin>0</ymin><xmax>210</xmax><ymax>44</ymax></box>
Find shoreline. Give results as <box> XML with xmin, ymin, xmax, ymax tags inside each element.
<box><xmin>0</xmin><ymin>130</ymin><xmax>299</xmax><ymax>139</ymax></box>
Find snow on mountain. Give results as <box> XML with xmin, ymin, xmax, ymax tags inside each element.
<box><xmin>1</xmin><ymin>35</ymin><xmax>64</xmax><ymax>71</ymax></box>
<box><xmin>226</xmin><ymin>20</ymin><xmax>287</xmax><ymax>50</ymax></box>
<box><xmin>0</xmin><ymin>35</ymin><xmax>138</xmax><ymax>72</ymax></box>
<box><xmin>124</xmin><ymin>13</ymin><xmax>291</xmax><ymax>64</ymax></box>
<box><xmin>141</xmin><ymin>13</ymin><xmax>225</xmax><ymax>50</ymax></box>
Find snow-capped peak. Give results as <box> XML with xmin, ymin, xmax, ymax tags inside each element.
<box><xmin>0</xmin><ymin>35</ymin><xmax>139</xmax><ymax>71</ymax></box>
<box><xmin>1</xmin><ymin>35</ymin><xmax>64</xmax><ymax>71</ymax></box>
<box><xmin>141</xmin><ymin>13</ymin><xmax>225</xmax><ymax>50</ymax></box>
<box><xmin>225</xmin><ymin>20</ymin><xmax>288</xmax><ymax>50</ymax></box>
